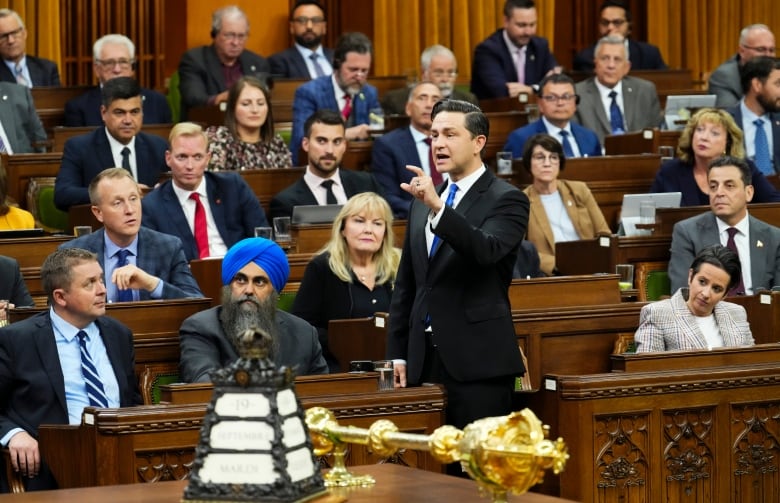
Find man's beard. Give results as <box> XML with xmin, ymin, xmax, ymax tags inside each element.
<box><xmin>220</xmin><ymin>286</ymin><xmax>279</xmax><ymax>360</ymax></box>
<box><xmin>757</xmin><ymin>92</ymin><xmax>780</xmax><ymax>114</ymax></box>
<box><xmin>295</xmin><ymin>32</ymin><xmax>322</xmax><ymax>50</ymax></box>
<box><xmin>437</xmin><ymin>81</ymin><xmax>454</xmax><ymax>97</ymax></box>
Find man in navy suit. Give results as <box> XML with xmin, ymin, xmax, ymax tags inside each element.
<box><xmin>290</xmin><ymin>32</ymin><xmax>380</xmax><ymax>165</ymax></box>
<box><xmin>0</xmin><ymin>247</ymin><xmax>141</xmax><ymax>492</ymax></box>
<box><xmin>271</xmin><ymin>109</ymin><xmax>383</xmax><ymax>220</ymax></box>
<box><xmin>573</xmin><ymin>1</ymin><xmax>667</xmax><ymax>73</ymax></box>
<box><xmin>63</xmin><ymin>34</ymin><xmax>170</xmax><ymax>126</ymax></box>
<box><xmin>372</xmin><ymin>82</ymin><xmax>443</xmax><ymax>218</ymax></box>
<box><xmin>55</xmin><ymin>77</ymin><xmax>169</xmax><ymax>211</ymax></box>
<box><xmin>470</xmin><ymin>0</ymin><xmax>560</xmax><ymax>100</ymax></box>
<box><xmin>142</xmin><ymin>122</ymin><xmax>269</xmax><ymax>261</ymax></box>
<box><xmin>726</xmin><ymin>56</ymin><xmax>780</xmax><ymax>176</ymax></box>
<box><xmin>504</xmin><ymin>74</ymin><xmax>602</xmax><ymax>158</ymax></box>
<box><xmin>61</xmin><ymin>168</ymin><xmax>203</xmax><ymax>302</ymax></box>
<box><xmin>0</xmin><ymin>9</ymin><xmax>60</xmax><ymax>86</ymax></box>
<box><xmin>268</xmin><ymin>0</ymin><xmax>333</xmax><ymax>80</ymax></box>
<box><xmin>178</xmin><ymin>6</ymin><xmax>270</xmax><ymax>119</ymax></box>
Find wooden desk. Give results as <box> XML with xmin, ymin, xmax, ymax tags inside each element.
<box><xmin>237</xmin><ymin>167</ymin><xmax>305</xmax><ymax>215</ymax></box>
<box><xmin>30</xmin><ymin>86</ymin><xmax>94</xmax><ymax>134</ymax></box>
<box><xmin>604</xmin><ymin>128</ymin><xmax>681</xmax><ymax>155</ymax></box>
<box><xmin>653</xmin><ymin>202</ymin><xmax>780</xmax><ymax>236</ymax></box>
<box><xmin>556</xmin><ymin>235</ymin><xmax>673</xmax><ymax>276</ymax></box>
<box><xmin>328</xmin><ymin>314</ymin><xmax>389</xmax><ymax>372</ymax></box>
<box><xmin>0</xmin><ymin>235</ymin><xmax>71</xmax><ymax>268</ymax></box>
<box><xmin>0</xmin><ymin>464</ymin><xmax>577</xmax><ymax>502</ymax></box>
<box><xmin>1</xmin><ymin>152</ymin><xmax>62</xmax><ymax>209</ymax></box>
<box><xmin>611</xmin><ymin>343</ymin><xmax>780</xmax><ymax>373</ymax></box>
<box><xmin>51</xmin><ymin>125</ymin><xmax>173</xmax><ymax>152</ymax></box>
<box><xmin>509</xmin><ymin>274</ymin><xmax>622</xmax><ymax>309</ymax></box>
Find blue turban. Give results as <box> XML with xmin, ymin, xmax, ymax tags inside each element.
<box><xmin>221</xmin><ymin>238</ymin><xmax>290</xmax><ymax>292</ymax></box>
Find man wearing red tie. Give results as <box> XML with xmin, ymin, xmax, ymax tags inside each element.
<box><xmin>141</xmin><ymin>122</ymin><xmax>269</xmax><ymax>262</ymax></box>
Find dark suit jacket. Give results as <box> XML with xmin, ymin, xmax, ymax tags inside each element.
<box><xmin>381</xmin><ymin>87</ymin><xmax>479</xmax><ymax>116</ymax></box>
<box><xmin>268</xmin><ymin>46</ymin><xmax>334</xmax><ymax>79</ymax></box>
<box><xmin>726</xmin><ymin>105</ymin><xmax>780</xmax><ymax>175</ymax></box>
<box><xmin>386</xmin><ymin>170</ymin><xmax>529</xmax><ymax>385</ymax></box>
<box><xmin>0</xmin><ymin>255</ymin><xmax>33</xmax><ymax>307</ymax></box>
<box><xmin>573</xmin><ymin>39</ymin><xmax>668</xmax><ymax>73</ymax></box>
<box><xmin>502</xmin><ymin>118</ymin><xmax>603</xmax><ymax>158</ymax></box>
<box><xmin>290</xmin><ymin>76</ymin><xmax>380</xmax><ymax>165</ymax></box>
<box><xmin>470</xmin><ymin>30</ymin><xmax>558</xmax><ymax>100</ymax></box>
<box><xmin>371</xmin><ymin>126</ymin><xmax>423</xmax><ymax>218</ymax></box>
<box><xmin>0</xmin><ymin>55</ymin><xmax>61</xmax><ymax>86</ymax></box>
<box><xmin>0</xmin><ymin>311</ymin><xmax>140</xmax><ymax>491</ymax></box>
<box><xmin>63</xmin><ymin>86</ymin><xmax>172</xmax><ymax>127</ymax></box>
<box><xmin>573</xmin><ymin>76</ymin><xmax>662</xmax><ymax>144</ymax></box>
<box><xmin>178</xmin><ymin>44</ymin><xmax>270</xmax><ymax>118</ymax></box>
<box><xmin>0</xmin><ymin>82</ymin><xmax>47</xmax><ymax>153</ymax></box>
<box><xmin>53</xmin><ymin>128</ymin><xmax>168</xmax><ymax>210</ymax></box>
<box><xmin>708</xmin><ymin>55</ymin><xmax>742</xmax><ymax>108</ymax></box>
<box><xmin>649</xmin><ymin>158</ymin><xmax>780</xmax><ymax>206</ymax></box>
<box><xmin>141</xmin><ymin>172</ymin><xmax>269</xmax><ymax>261</ymax></box>
<box><xmin>269</xmin><ymin>168</ymin><xmax>383</xmax><ymax>221</ymax></box>
<box><xmin>179</xmin><ymin>306</ymin><xmax>328</xmax><ymax>382</ymax></box>
<box><xmin>60</xmin><ymin>227</ymin><xmax>204</xmax><ymax>300</ymax></box>
<box><xmin>669</xmin><ymin>212</ymin><xmax>780</xmax><ymax>293</ymax></box>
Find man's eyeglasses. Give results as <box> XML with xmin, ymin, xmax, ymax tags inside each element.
<box><xmin>96</xmin><ymin>58</ymin><xmax>135</xmax><ymax>69</ymax></box>
<box><xmin>599</xmin><ymin>18</ymin><xmax>626</xmax><ymax>28</ymax></box>
<box><xmin>0</xmin><ymin>27</ymin><xmax>24</xmax><ymax>44</ymax></box>
<box><xmin>220</xmin><ymin>32</ymin><xmax>248</xmax><ymax>42</ymax></box>
<box><xmin>539</xmin><ymin>94</ymin><xmax>578</xmax><ymax>103</ymax></box>
<box><xmin>293</xmin><ymin>16</ymin><xmax>325</xmax><ymax>25</ymax></box>
<box><xmin>741</xmin><ymin>44</ymin><xmax>777</xmax><ymax>55</ymax></box>
<box><xmin>430</xmin><ymin>70</ymin><xmax>458</xmax><ymax>78</ymax></box>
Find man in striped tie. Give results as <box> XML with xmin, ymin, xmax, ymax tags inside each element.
<box><xmin>0</xmin><ymin>248</ymin><xmax>141</xmax><ymax>491</ymax></box>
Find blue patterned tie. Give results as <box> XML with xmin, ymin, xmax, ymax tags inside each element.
<box><xmin>429</xmin><ymin>183</ymin><xmax>458</xmax><ymax>257</ymax></box>
<box><xmin>115</xmin><ymin>249</ymin><xmax>133</xmax><ymax>302</ymax></box>
<box><xmin>77</xmin><ymin>331</ymin><xmax>109</xmax><ymax>408</ymax></box>
<box><xmin>309</xmin><ymin>53</ymin><xmax>326</xmax><ymax>78</ymax></box>
<box><xmin>559</xmin><ymin>130</ymin><xmax>575</xmax><ymax>158</ymax></box>
<box><xmin>609</xmin><ymin>90</ymin><xmax>625</xmax><ymax>134</ymax></box>
<box><xmin>754</xmin><ymin>119</ymin><xmax>773</xmax><ymax>175</ymax></box>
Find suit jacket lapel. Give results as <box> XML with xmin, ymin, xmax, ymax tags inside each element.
<box><xmin>526</xmin><ymin>187</ymin><xmax>555</xmax><ymax>254</ymax></box>
<box><xmin>771</xmin><ymin>113</ymin><xmax>780</xmax><ymax>174</ymax></box>
<box><xmin>94</xmin><ymin>129</ymin><xmax>116</xmax><ymax>175</ymax></box>
<box><xmin>294</xmin><ymin>178</ymin><xmax>318</xmax><ymax>205</ymax></box>
<box><xmin>206</xmin><ymin>174</ymin><xmax>227</xmax><ymax>236</ymax></box>
<box><xmin>292</xmin><ymin>51</ymin><xmax>310</xmax><ymax>79</ymax></box>
<box><xmin>162</xmin><ymin>183</ymin><xmax>198</xmax><ymax>260</ymax></box>
<box><xmin>749</xmin><ymin>218</ymin><xmax>768</xmax><ymax>290</ymax></box>
<box><xmin>587</xmin><ymin>81</ymin><xmax>611</xmax><ymax>133</ymax></box>
<box><xmin>622</xmin><ymin>78</ymin><xmax>638</xmax><ymax>131</ymax></box>
<box><xmin>206</xmin><ymin>46</ymin><xmax>226</xmax><ymax>91</ymax></box>
<box><xmin>673</xmin><ymin>292</ymin><xmax>708</xmax><ymax>349</ymax></box>
<box><xmin>95</xmin><ymin>318</ymin><xmax>126</xmax><ymax>400</ymax></box>
<box><xmin>33</xmin><ymin>313</ymin><xmax>68</xmax><ymax>414</ymax></box>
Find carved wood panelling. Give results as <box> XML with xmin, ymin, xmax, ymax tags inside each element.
<box><xmin>731</xmin><ymin>403</ymin><xmax>780</xmax><ymax>503</ymax></box>
<box><xmin>594</xmin><ymin>413</ymin><xmax>649</xmax><ymax>501</ymax></box>
<box><xmin>663</xmin><ymin>408</ymin><xmax>715</xmax><ymax>502</ymax></box>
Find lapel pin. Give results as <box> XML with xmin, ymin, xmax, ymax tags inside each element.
<box><xmin>1</xmin><ymin>95</ymin><xmax>6</xmax><ymax>101</ymax></box>
<box><xmin>250</xmin><ymin>65</ymin><xmax>256</xmax><ymax>72</ymax></box>
<box><xmin>567</xmin><ymin>200</ymin><xmax>572</xmax><ymax>206</ymax></box>
<box><xmin>757</xmin><ymin>240</ymin><xmax>764</xmax><ymax>248</ymax></box>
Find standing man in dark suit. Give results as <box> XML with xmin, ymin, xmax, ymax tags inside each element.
<box><xmin>470</xmin><ymin>0</ymin><xmax>560</xmax><ymax>100</ymax></box>
<box><xmin>178</xmin><ymin>6</ymin><xmax>270</xmax><ymax>119</ymax></box>
<box><xmin>387</xmin><ymin>100</ymin><xmax>529</xmax><ymax>437</ymax></box>
<box><xmin>0</xmin><ymin>9</ymin><xmax>60</xmax><ymax>86</ymax></box>
<box><xmin>142</xmin><ymin>122</ymin><xmax>269</xmax><ymax>261</ymax></box>
<box><xmin>0</xmin><ymin>247</ymin><xmax>141</xmax><ymax>492</ymax></box>
<box><xmin>271</xmin><ymin>110</ymin><xmax>383</xmax><ymax>220</ymax></box>
<box><xmin>573</xmin><ymin>1</ymin><xmax>667</xmax><ymax>73</ymax></box>
<box><xmin>268</xmin><ymin>0</ymin><xmax>333</xmax><ymax>80</ymax></box>
<box><xmin>668</xmin><ymin>156</ymin><xmax>780</xmax><ymax>295</ymax></box>
<box><xmin>61</xmin><ymin>168</ymin><xmax>203</xmax><ymax>302</ymax></box>
<box><xmin>289</xmin><ymin>32</ymin><xmax>379</xmax><ymax>165</ymax></box>
<box><xmin>63</xmin><ymin>34</ymin><xmax>171</xmax><ymax>127</ymax></box>
<box><xmin>573</xmin><ymin>35</ymin><xmax>662</xmax><ymax>144</ymax></box>
<box><xmin>504</xmin><ymin>73</ymin><xmax>602</xmax><ymax>158</ymax></box>
<box><xmin>372</xmin><ymin>82</ymin><xmax>443</xmax><ymax>218</ymax></box>
<box><xmin>726</xmin><ymin>56</ymin><xmax>780</xmax><ymax>176</ymax></box>
<box><xmin>55</xmin><ymin>77</ymin><xmax>168</xmax><ymax>210</ymax></box>
<box><xmin>0</xmin><ymin>255</ymin><xmax>34</xmax><ymax>323</ymax></box>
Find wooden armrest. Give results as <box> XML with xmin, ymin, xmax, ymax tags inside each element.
<box><xmin>2</xmin><ymin>447</ymin><xmax>25</xmax><ymax>493</ymax></box>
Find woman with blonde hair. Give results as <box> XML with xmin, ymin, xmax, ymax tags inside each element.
<box><xmin>292</xmin><ymin>192</ymin><xmax>400</xmax><ymax>371</ymax></box>
<box><xmin>650</xmin><ymin>107</ymin><xmax>780</xmax><ymax>206</ymax></box>
<box><xmin>206</xmin><ymin>76</ymin><xmax>292</xmax><ymax>170</ymax></box>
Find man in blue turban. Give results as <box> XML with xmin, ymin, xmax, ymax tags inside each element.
<box><xmin>179</xmin><ymin>238</ymin><xmax>328</xmax><ymax>381</ymax></box>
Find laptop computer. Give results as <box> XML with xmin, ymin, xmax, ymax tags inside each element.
<box><xmin>291</xmin><ymin>204</ymin><xmax>343</xmax><ymax>225</ymax></box>
<box><xmin>618</xmin><ymin>192</ymin><xmax>682</xmax><ymax>237</ymax></box>
<box><xmin>664</xmin><ymin>94</ymin><xmax>717</xmax><ymax>130</ymax></box>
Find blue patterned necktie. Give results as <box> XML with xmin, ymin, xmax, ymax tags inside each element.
<box><xmin>77</xmin><ymin>331</ymin><xmax>109</xmax><ymax>408</ymax></box>
<box><xmin>429</xmin><ymin>183</ymin><xmax>459</xmax><ymax>257</ymax></box>
<box><xmin>754</xmin><ymin>118</ymin><xmax>773</xmax><ymax>175</ymax></box>
<box><xmin>309</xmin><ymin>53</ymin><xmax>326</xmax><ymax>77</ymax></box>
<box><xmin>609</xmin><ymin>90</ymin><xmax>625</xmax><ymax>134</ymax></box>
<box><xmin>115</xmin><ymin>249</ymin><xmax>133</xmax><ymax>302</ymax></box>
<box><xmin>559</xmin><ymin>130</ymin><xmax>575</xmax><ymax>158</ymax></box>
<box><xmin>14</xmin><ymin>63</ymin><xmax>28</xmax><ymax>87</ymax></box>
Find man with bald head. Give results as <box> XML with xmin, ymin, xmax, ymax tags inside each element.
<box><xmin>179</xmin><ymin>238</ymin><xmax>328</xmax><ymax>382</ymax></box>
<box><xmin>709</xmin><ymin>24</ymin><xmax>776</xmax><ymax>108</ymax></box>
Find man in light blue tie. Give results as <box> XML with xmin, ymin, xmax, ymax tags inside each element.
<box><xmin>268</xmin><ymin>0</ymin><xmax>333</xmax><ymax>80</ymax></box>
<box><xmin>0</xmin><ymin>247</ymin><xmax>141</xmax><ymax>492</ymax></box>
<box><xmin>726</xmin><ymin>56</ymin><xmax>780</xmax><ymax>176</ymax></box>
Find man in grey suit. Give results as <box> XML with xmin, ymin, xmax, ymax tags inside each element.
<box><xmin>573</xmin><ymin>35</ymin><xmax>662</xmax><ymax>145</ymax></box>
<box><xmin>0</xmin><ymin>81</ymin><xmax>46</xmax><ymax>153</ymax></box>
<box><xmin>61</xmin><ymin>168</ymin><xmax>203</xmax><ymax>302</ymax></box>
<box><xmin>708</xmin><ymin>24</ymin><xmax>776</xmax><ymax>108</ymax></box>
<box><xmin>669</xmin><ymin>156</ymin><xmax>780</xmax><ymax>295</ymax></box>
<box><xmin>179</xmin><ymin>237</ymin><xmax>328</xmax><ymax>382</ymax></box>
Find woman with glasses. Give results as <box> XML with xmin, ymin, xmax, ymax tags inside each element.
<box><xmin>206</xmin><ymin>76</ymin><xmax>292</xmax><ymax>170</ymax></box>
<box><xmin>521</xmin><ymin>133</ymin><xmax>610</xmax><ymax>276</ymax></box>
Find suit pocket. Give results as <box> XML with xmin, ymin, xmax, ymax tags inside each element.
<box><xmin>464</xmin><ymin>303</ymin><xmax>509</xmax><ymax>323</ymax></box>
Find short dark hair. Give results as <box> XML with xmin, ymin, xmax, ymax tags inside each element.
<box><xmin>739</xmin><ymin>56</ymin><xmax>780</xmax><ymax>94</ymax></box>
<box><xmin>225</xmin><ymin>76</ymin><xmax>275</xmax><ymax>143</ymax></box>
<box><xmin>521</xmin><ymin>133</ymin><xmax>566</xmax><ymax>173</ymax></box>
<box><xmin>332</xmin><ymin>32</ymin><xmax>372</xmax><ymax>70</ymax></box>
<box><xmin>101</xmin><ymin>76</ymin><xmax>141</xmax><ymax>108</ymax></box>
<box><xmin>41</xmin><ymin>248</ymin><xmax>99</xmax><ymax>302</ymax></box>
<box><xmin>303</xmin><ymin>109</ymin><xmax>344</xmax><ymax>138</ymax></box>
<box><xmin>537</xmin><ymin>73</ymin><xmax>577</xmax><ymax>96</ymax></box>
<box><xmin>599</xmin><ymin>1</ymin><xmax>632</xmax><ymax>22</ymax></box>
<box><xmin>291</xmin><ymin>0</ymin><xmax>326</xmax><ymax>19</ymax></box>
<box><xmin>504</xmin><ymin>0</ymin><xmax>535</xmax><ymax>17</ymax></box>
<box><xmin>689</xmin><ymin>244</ymin><xmax>742</xmax><ymax>292</ymax></box>
<box><xmin>708</xmin><ymin>155</ymin><xmax>752</xmax><ymax>187</ymax></box>
<box><xmin>431</xmin><ymin>99</ymin><xmax>489</xmax><ymax>141</ymax></box>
